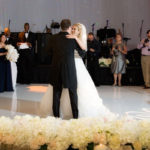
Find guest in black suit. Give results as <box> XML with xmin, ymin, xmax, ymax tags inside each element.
<box><xmin>49</xmin><ymin>19</ymin><xmax>82</xmax><ymax>119</ymax></box>
<box><xmin>17</xmin><ymin>23</ymin><xmax>35</xmax><ymax>84</ymax></box>
<box><xmin>4</xmin><ymin>28</ymin><xmax>17</xmax><ymax>47</ymax></box>
<box><xmin>87</xmin><ymin>32</ymin><xmax>101</xmax><ymax>86</ymax></box>
<box><xmin>18</xmin><ymin>23</ymin><xmax>35</xmax><ymax>51</ymax></box>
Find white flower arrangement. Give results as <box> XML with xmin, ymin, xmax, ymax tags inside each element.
<box><xmin>126</xmin><ymin>59</ymin><xmax>130</xmax><ymax>64</ymax></box>
<box><xmin>99</xmin><ymin>58</ymin><xmax>112</xmax><ymax>67</ymax></box>
<box><xmin>0</xmin><ymin>115</ymin><xmax>150</xmax><ymax>150</ymax></box>
<box><xmin>99</xmin><ymin>57</ymin><xmax>130</xmax><ymax>67</ymax></box>
<box><xmin>5</xmin><ymin>44</ymin><xmax>19</xmax><ymax>62</ymax></box>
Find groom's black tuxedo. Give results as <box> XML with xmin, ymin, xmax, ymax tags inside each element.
<box><xmin>49</xmin><ymin>31</ymin><xmax>82</xmax><ymax>118</ymax></box>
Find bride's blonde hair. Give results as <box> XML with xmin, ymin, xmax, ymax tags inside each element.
<box><xmin>73</xmin><ymin>23</ymin><xmax>87</xmax><ymax>50</ymax></box>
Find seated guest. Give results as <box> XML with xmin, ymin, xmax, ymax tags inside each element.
<box><xmin>87</xmin><ymin>32</ymin><xmax>101</xmax><ymax>86</ymax></box>
<box><xmin>17</xmin><ymin>23</ymin><xmax>35</xmax><ymax>84</ymax></box>
<box><xmin>137</xmin><ymin>30</ymin><xmax>150</xmax><ymax>89</ymax></box>
<box><xmin>0</xmin><ymin>34</ymin><xmax>13</xmax><ymax>92</ymax></box>
<box><xmin>111</xmin><ymin>33</ymin><xmax>127</xmax><ymax>86</ymax></box>
<box><xmin>4</xmin><ymin>27</ymin><xmax>16</xmax><ymax>47</ymax></box>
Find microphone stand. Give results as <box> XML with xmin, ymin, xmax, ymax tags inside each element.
<box><xmin>105</xmin><ymin>20</ymin><xmax>109</xmax><ymax>41</ymax></box>
<box><xmin>43</xmin><ymin>25</ymin><xmax>47</xmax><ymax>33</ymax></box>
<box><xmin>122</xmin><ymin>23</ymin><xmax>131</xmax><ymax>45</ymax></box>
<box><xmin>8</xmin><ymin>19</ymin><xmax>11</xmax><ymax>29</ymax></box>
<box><xmin>122</xmin><ymin>23</ymin><xmax>124</xmax><ymax>39</ymax></box>
<box><xmin>122</xmin><ymin>23</ymin><xmax>126</xmax><ymax>44</ymax></box>
<box><xmin>91</xmin><ymin>23</ymin><xmax>95</xmax><ymax>34</ymax></box>
<box><xmin>139</xmin><ymin>20</ymin><xmax>144</xmax><ymax>41</ymax></box>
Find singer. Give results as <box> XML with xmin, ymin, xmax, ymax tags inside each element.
<box><xmin>111</xmin><ymin>33</ymin><xmax>127</xmax><ymax>86</ymax></box>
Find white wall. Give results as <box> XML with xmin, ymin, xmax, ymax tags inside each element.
<box><xmin>0</xmin><ymin>0</ymin><xmax>150</xmax><ymax>49</ymax></box>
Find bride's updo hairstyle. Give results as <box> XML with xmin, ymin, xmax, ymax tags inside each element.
<box><xmin>73</xmin><ymin>23</ymin><xmax>87</xmax><ymax>50</ymax></box>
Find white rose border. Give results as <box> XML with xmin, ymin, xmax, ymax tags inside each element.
<box><xmin>0</xmin><ymin>115</ymin><xmax>150</xmax><ymax>150</ymax></box>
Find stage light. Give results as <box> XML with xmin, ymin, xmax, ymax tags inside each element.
<box><xmin>27</xmin><ymin>85</ymin><xmax>48</xmax><ymax>93</ymax></box>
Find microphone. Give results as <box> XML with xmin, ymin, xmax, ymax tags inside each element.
<box><xmin>104</xmin><ymin>20</ymin><xmax>109</xmax><ymax>29</ymax></box>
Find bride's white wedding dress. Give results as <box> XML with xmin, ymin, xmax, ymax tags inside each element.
<box><xmin>40</xmin><ymin>50</ymin><xmax>114</xmax><ymax>119</ymax></box>
<box><xmin>10</xmin><ymin>62</ymin><xmax>17</xmax><ymax>90</ymax></box>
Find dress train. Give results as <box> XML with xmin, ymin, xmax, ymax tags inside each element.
<box><xmin>40</xmin><ymin>58</ymin><xmax>114</xmax><ymax>120</ymax></box>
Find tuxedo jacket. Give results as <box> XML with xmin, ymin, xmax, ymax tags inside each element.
<box><xmin>18</xmin><ymin>31</ymin><xmax>35</xmax><ymax>50</ymax></box>
<box><xmin>87</xmin><ymin>39</ymin><xmax>101</xmax><ymax>60</ymax></box>
<box><xmin>49</xmin><ymin>32</ymin><xmax>82</xmax><ymax>89</ymax></box>
<box><xmin>5</xmin><ymin>35</ymin><xmax>17</xmax><ymax>48</ymax></box>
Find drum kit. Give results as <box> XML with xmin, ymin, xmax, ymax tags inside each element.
<box><xmin>43</xmin><ymin>20</ymin><xmax>60</xmax><ymax>34</ymax></box>
<box><xmin>97</xmin><ymin>20</ymin><xmax>131</xmax><ymax>45</ymax></box>
<box><xmin>96</xmin><ymin>20</ymin><xmax>131</xmax><ymax>57</ymax></box>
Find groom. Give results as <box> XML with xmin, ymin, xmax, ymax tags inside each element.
<box><xmin>49</xmin><ymin>19</ymin><xmax>82</xmax><ymax>119</ymax></box>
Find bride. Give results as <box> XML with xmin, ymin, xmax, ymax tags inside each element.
<box><xmin>40</xmin><ymin>23</ymin><xmax>114</xmax><ymax>119</ymax></box>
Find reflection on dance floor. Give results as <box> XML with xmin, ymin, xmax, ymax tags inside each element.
<box><xmin>0</xmin><ymin>84</ymin><xmax>150</xmax><ymax>118</ymax></box>
<box><xmin>0</xmin><ymin>84</ymin><xmax>48</xmax><ymax>117</ymax></box>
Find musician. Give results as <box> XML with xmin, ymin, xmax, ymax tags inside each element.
<box><xmin>87</xmin><ymin>32</ymin><xmax>101</xmax><ymax>86</ymax></box>
<box><xmin>46</xmin><ymin>28</ymin><xmax>52</xmax><ymax>35</ymax></box>
<box><xmin>4</xmin><ymin>28</ymin><xmax>16</xmax><ymax>47</ymax></box>
<box><xmin>137</xmin><ymin>30</ymin><xmax>150</xmax><ymax>89</ymax></box>
<box><xmin>18</xmin><ymin>23</ymin><xmax>35</xmax><ymax>50</ymax></box>
<box><xmin>17</xmin><ymin>23</ymin><xmax>35</xmax><ymax>84</ymax></box>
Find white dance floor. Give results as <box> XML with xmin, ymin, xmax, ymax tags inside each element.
<box><xmin>0</xmin><ymin>84</ymin><xmax>150</xmax><ymax>118</ymax></box>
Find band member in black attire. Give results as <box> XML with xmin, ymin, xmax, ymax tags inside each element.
<box><xmin>17</xmin><ymin>23</ymin><xmax>35</xmax><ymax>84</ymax></box>
<box><xmin>4</xmin><ymin>28</ymin><xmax>17</xmax><ymax>47</ymax></box>
<box><xmin>87</xmin><ymin>32</ymin><xmax>101</xmax><ymax>86</ymax></box>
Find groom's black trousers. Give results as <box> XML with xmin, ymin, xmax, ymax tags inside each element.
<box><xmin>53</xmin><ymin>86</ymin><xmax>78</xmax><ymax>119</ymax></box>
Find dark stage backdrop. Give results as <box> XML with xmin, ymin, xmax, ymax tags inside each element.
<box><xmin>36</xmin><ymin>33</ymin><xmax>52</xmax><ymax>64</ymax></box>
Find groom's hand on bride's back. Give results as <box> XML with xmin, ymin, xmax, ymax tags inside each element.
<box><xmin>66</xmin><ymin>34</ymin><xmax>86</xmax><ymax>58</ymax></box>
<box><xmin>66</xmin><ymin>34</ymin><xmax>77</xmax><ymax>39</ymax></box>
